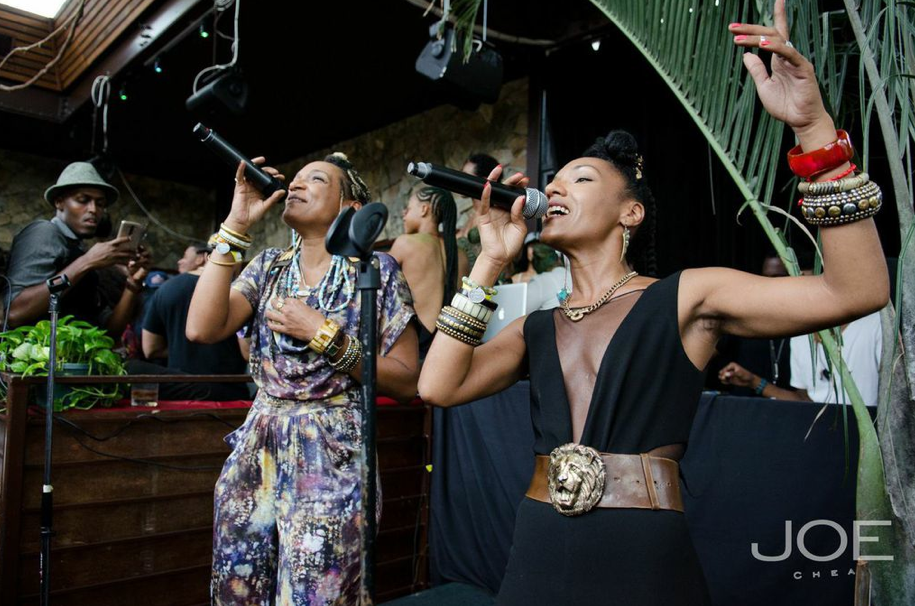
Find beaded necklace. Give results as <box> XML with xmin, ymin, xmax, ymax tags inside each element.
<box><xmin>283</xmin><ymin>248</ymin><xmax>354</xmax><ymax>313</ymax></box>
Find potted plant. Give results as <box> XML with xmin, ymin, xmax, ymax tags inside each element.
<box><xmin>0</xmin><ymin>315</ymin><xmax>126</xmax><ymax>411</ymax></box>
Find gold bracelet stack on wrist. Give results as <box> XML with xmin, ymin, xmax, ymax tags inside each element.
<box><xmin>798</xmin><ymin>172</ymin><xmax>883</xmax><ymax>227</ymax></box>
<box><xmin>218</xmin><ymin>223</ymin><xmax>253</xmax><ymax>250</ymax></box>
<box><xmin>308</xmin><ymin>319</ymin><xmax>343</xmax><ymax>357</ymax></box>
<box><xmin>436</xmin><ymin>305</ymin><xmax>489</xmax><ymax>347</ymax></box>
<box><xmin>451</xmin><ymin>292</ymin><xmax>496</xmax><ymax>323</ymax></box>
<box><xmin>330</xmin><ymin>335</ymin><xmax>363</xmax><ymax>373</ymax></box>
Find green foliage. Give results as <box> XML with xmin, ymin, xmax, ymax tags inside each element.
<box><xmin>586</xmin><ymin>0</ymin><xmax>914</xmax><ymax>602</ymax></box>
<box><xmin>0</xmin><ymin>315</ymin><xmax>125</xmax><ymax>410</ymax></box>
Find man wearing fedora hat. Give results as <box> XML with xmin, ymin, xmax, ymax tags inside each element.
<box><xmin>4</xmin><ymin>162</ymin><xmax>149</xmax><ymax>334</ymax></box>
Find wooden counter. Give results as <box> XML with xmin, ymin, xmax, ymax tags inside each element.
<box><xmin>0</xmin><ymin>375</ymin><xmax>430</xmax><ymax>605</ymax></box>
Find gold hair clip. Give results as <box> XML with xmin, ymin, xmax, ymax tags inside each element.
<box><xmin>635</xmin><ymin>154</ymin><xmax>644</xmax><ymax>180</ymax></box>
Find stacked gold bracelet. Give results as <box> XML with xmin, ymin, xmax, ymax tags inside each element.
<box><xmin>798</xmin><ymin>173</ymin><xmax>883</xmax><ymax>227</ymax></box>
<box><xmin>217</xmin><ymin>223</ymin><xmax>254</xmax><ymax>251</ymax></box>
<box><xmin>308</xmin><ymin>319</ymin><xmax>344</xmax><ymax>358</ymax></box>
<box><xmin>436</xmin><ymin>305</ymin><xmax>489</xmax><ymax>347</ymax></box>
<box><xmin>451</xmin><ymin>292</ymin><xmax>495</xmax><ymax>323</ymax></box>
<box><xmin>330</xmin><ymin>335</ymin><xmax>362</xmax><ymax>373</ymax></box>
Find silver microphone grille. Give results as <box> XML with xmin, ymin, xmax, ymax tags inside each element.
<box><xmin>523</xmin><ymin>188</ymin><xmax>549</xmax><ymax>220</ymax></box>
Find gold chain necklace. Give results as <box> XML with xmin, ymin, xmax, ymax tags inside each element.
<box><xmin>562</xmin><ymin>271</ymin><xmax>638</xmax><ymax>322</ymax></box>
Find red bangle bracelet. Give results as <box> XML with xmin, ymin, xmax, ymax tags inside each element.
<box><xmin>787</xmin><ymin>130</ymin><xmax>854</xmax><ymax>179</ymax></box>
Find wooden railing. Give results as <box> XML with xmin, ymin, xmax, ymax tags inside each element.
<box><xmin>0</xmin><ymin>374</ymin><xmax>430</xmax><ymax>605</ymax></box>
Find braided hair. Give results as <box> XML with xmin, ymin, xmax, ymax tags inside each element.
<box><xmin>324</xmin><ymin>152</ymin><xmax>372</xmax><ymax>205</ymax></box>
<box><xmin>416</xmin><ymin>186</ymin><xmax>459</xmax><ymax>303</ymax></box>
<box><xmin>581</xmin><ymin>131</ymin><xmax>657</xmax><ymax>276</ymax></box>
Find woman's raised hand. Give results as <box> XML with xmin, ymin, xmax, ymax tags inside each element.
<box><xmin>731</xmin><ymin>0</ymin><xmax>835</xmax><ymax>145</ymax></box>
<box><xmin>224</xmin><ymin>157</ymin><xmax>286</xmax><ymax>233</ymax></box>
<box><xmin>476</xmin><ymin>165</ymin><xmax>529</xmax><ymax>270</ymax></box>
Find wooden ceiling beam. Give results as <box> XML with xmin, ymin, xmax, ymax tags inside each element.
<box><xmin>0</xmin><ymin>0</ymin><xmax>207</xmax><ymax>122</ymax></box>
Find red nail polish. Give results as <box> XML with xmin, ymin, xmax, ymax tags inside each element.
<box><xmin>760</xmin><ymin>40</ymin><xmax>771</xmax><ymax>46</ymax></box>
<box><xmin>735</xmin><ymin>35</ymin><xmax>747</xmax><ymax>42</ymax></box>
<box><xmin>729</xmin><ymin>23</ymin><xmax>742</xmax><ymax>28</ymax></box>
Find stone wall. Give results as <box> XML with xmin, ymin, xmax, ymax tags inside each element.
<box><xmin>1</xmin><ymin>77</ymin><xmax>528</xmax><ymax>268</ymax></box>
<box><xmin>246</xmin><ymin>77</ymin><xmax>529</xmax><ymax>253</ymax></box>
<box><xmin>0</xmin><ymin>149</ymin><xmax>217</xmax><ymax>270</ymax></box>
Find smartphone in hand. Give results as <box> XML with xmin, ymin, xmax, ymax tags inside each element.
<box><xmin>117</xmin><ymin>220</ymin><xmax>147</xmax><ymax>252</ymax></box>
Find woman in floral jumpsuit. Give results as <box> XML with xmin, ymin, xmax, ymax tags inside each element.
<box><xmin>188</xmin><ymin>152</ymin><xmax>419</xmax><ymax>605</ymax></box>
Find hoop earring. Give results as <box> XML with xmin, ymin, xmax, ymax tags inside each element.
<box><xmin>620</xmin><ymin>225</ymin><xmax>631</xmax><ymax>263</ymax></box>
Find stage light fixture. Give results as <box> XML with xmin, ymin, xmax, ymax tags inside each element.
<box><xmin>154</xmin><ymin>58</ymin><xmax>163</xmax><ymax>74</ymax></box>
<box><xmin>186</xmin><ymin>70</ymin><xmax>248</xmax><ymax>116</ymax></box>
<box><xmin>199</xmin><ymin>23</ymin><xmax>209</xmax><ymax>38</ymax></box>
<box><xmin>415</xmin><ymin>23</ymin><xmax>503</xmax><ymax>110</ymax></box>
<box><xmin>591</xmin><ymin>40</ymin><xmax>601</xmax><ymax>51</ymax></box>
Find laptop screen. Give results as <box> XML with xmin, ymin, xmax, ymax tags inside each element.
<box><xmin>481</xmin><ymin>283</ymin><xmax>528</xmax><ymax>342</ymax></box>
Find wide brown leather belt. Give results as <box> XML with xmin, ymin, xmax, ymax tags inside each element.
<box><xmin>526</xmin><ymin>446</ymin><xmax>684</xmax><ymax>516</ymax></box>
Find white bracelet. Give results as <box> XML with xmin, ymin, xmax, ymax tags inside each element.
<box><xmin>450</xmin><ymin>293</ymin><xmax>494</xmax><ymax>323</ymax></box>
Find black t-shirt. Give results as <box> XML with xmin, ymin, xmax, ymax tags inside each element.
<box><xmin>142</xmin><ymin>273</ymin><xmax>247</xmax><ymax>375</ymax></box>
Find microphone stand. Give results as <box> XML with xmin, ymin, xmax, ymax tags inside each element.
<box><xmin>325</xmin><ymin>203</ymin><xmax>388</xmax><ymax>605</ymax></box>
<box><xmin>356</xmin><ymin>256</ymin><xmax>380</xmax><ymax>605</ymax></box>
<box><xmin>40</xmin><ymin>274</ymin><xmax>70</xmax><ymax>606</ymax></box>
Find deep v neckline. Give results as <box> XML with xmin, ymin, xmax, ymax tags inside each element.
<box><xmin>549</xmin><ymin>281</ymin><xmax>660</xmax><ymax>445</ymax></box>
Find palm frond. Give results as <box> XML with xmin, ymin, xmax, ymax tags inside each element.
<box><xmin>590</xmin><ymin>1</ymin><xmax>914</xmax><ymax>601</ymax></box>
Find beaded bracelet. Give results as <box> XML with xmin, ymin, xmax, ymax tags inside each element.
<box><xmin>437</xmin><ymin>314</ymin><xmax>486</xmax><ymax>340</ymax></box>
<box><xmin>461</xmin><ymin>276</ymin><xmax>497</xmax><ymax>303</ymax></box>
<box><xmin>799</xmin><ymin>181</ymin><xmax>882</xmax><ymax>226</ymax></box>
<box><xmin>798</xmin><ymin>172</ymin><xmax>870</xmax><ymax>195</ymax></box>
<box><xmin>330</xmin><ymin>335</ymin><xmax>362</xmax><ymax>373</ymax></box>
<box><xmin>435</xmin><ymin>320</ymin><xmax>482</xmax><ymax>346</ymax></box>
<box><xmin>441</xmin><ymin>306</ymin><xmax>488</xmax><ymax>332</ymax></box>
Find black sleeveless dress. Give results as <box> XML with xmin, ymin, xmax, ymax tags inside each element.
<box><xmin>498</xmin><ymin>272</ymin><xmax>712</xmax><ymax>605</ymax></box>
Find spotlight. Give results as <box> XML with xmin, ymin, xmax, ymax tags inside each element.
<box><xmin>415</xmin><ymin>23</ymin><xmax>503</xmax><ymax>110</ymax></box>
<box><xmin>186</xmin><ymin>70</ymin><xmax>248</xmax><ymax>116</ymax></box>
<box><xmin>199</xmin><ymin>23</ymin><xmax>209</xmax><ymax>38</ymax></box>
<box><xmin>154</xmin><ymin>58</ymin><xmax>163</xmax><ymax>74</ymax></box>
<box><xmin>591</xmin><ymin>39</ymin><xmax>601</xmax><ymax>51</ymax></box>
<box><xmin>119</xmin><ymin>85</ymin><xmax>127</xmax><ymax>101</ymax></box>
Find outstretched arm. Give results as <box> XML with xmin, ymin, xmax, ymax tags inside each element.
<box><xmin>679</xmin><ymin>0</ymin><xmax>888</xmax><ymax>368</ymax></box>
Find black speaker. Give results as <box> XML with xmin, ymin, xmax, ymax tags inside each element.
<box><xmin>185</xmin><ymin>70</ymin><xmax>248</xmax><ymax>116</ymax></box>
<box><xmin>415</xmin><ymin>24</ymin><xmax>503</xmax><ymax>109</ymax></box>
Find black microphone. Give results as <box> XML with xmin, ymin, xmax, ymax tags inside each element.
<box><xmin>194</xmin><ymin>123</ymin><xmax>285</xmax><ymax>197</ymax></box>
<box><xmin>407</xmin><ymin>161</ymin><xmax>548</xmax><ymax>219</ymax></box>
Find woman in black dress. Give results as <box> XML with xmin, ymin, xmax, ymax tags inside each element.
<box><xmin>418</xmin><ymin>2</ymin><xmax>889</xmax><ymax>604</ymax></box>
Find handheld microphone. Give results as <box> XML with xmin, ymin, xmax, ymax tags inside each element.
<box><xmin>194</xmin><ymin>123</ymin><xmax>285</xmax><ymax>197</ymax></box>
<box><xmin>407</xmin><ymin>161</ymin><xmax>548</xmax><ymax>220</ymax></box>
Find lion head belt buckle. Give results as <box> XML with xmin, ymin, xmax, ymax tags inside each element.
<box><xmin>547</xmin><ymin>443</ymin><xmax>606</xmax><ymax>516</ymax></box>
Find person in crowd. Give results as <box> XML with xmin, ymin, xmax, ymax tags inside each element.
<box><xmin>720</xmin><ymin>310</ymin><xmax>882</xmax><ymax>406</ymax></box>
<box><xmin>186</xmin><ymin>152</ymin><xmax>418</xmax><ymax>604</ymax></box>
<box><xmin>120</xmin><ymin>269</ymin><xmax>172</xmax><ymax>360</ymax></box>
<box><xmin>176</xmin><ymin>243</ymin><xmax>209</xmax><ymax>274</ymax></box>
<box><xmin>456</xmin><ymin>152</ymin><xmax>501</xmax><ymax>268</ymax></box>
<box><xmin>3</xmin><ymin>162</ymin><xmax>150</xmax><ymax>332</ymax></box>
<box><xmin>418</xmin><ymin>4</ymin><xmax>888</xmax><ymax>603</ymax></box>
<box><xmin>714</xmin><ymin>250</ymin><xmax>795</xmax><ymax>395</ymax></box>
<box><xmin>132</xmin><ymin>240</ymin><xmax>249</xmax><ymax>400</ymax></box>
<box><xmin>390</xmin><ymin>186</ymin><xmax>469</xmax><ymax>358</ymax></box>
<box><xmin>510</xmin><ymin>232</ymin><xmax>541</xmax><ymax>284</ymax></box>
<box><xmin>523</xmin><ymin>240</ymin><xmax>567</xmax><ymax>314</ymax></box>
